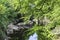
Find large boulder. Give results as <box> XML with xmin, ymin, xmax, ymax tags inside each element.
<box><xmin>6</xmin><ymin>21</ymin><xmax>34</xmax><ymax>40</ymax></box>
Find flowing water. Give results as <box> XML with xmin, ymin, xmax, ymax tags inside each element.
<box><xmin>29</xmin><ymin>33</ymin><xmax>38</xmax><ymax>40</ymax></box>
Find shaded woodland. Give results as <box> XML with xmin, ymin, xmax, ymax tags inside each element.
<box><xmin>0</xmin><ymin>0</ymin><xmax>60</xmax><ymax>40</ymax></box>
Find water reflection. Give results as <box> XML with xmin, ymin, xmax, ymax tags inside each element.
<box><xmin>29</xmin><ymin>33</ymin><xmax>38</xmax><ymax>40</ymax></box>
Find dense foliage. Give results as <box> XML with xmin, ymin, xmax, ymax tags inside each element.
<box><xmin>0</xmin><ymin>0</ymin><xmax>60</xmax><ymax>40</ymax></box>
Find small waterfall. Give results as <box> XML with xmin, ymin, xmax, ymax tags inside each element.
<box><xmin>29</xmin><ymin>33</ymin><xmax>38</xmax><ymax>40</ymax></box>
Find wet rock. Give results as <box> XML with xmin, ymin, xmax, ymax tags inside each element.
<box><xmin>7</xmin><ymin>23</ymin><xmax>19</xmax><ymax>35</ymax></box>
<box><xmin>6</xmin><ymin>21</ymin><xmax>34</xmax><ymax>40</ymax></box>
<box><xmin>51</xmin><ymin>26</ymin><xmax>60</xmax><ymax>35</ymax></box>
<box><xmin>51</xmin><ymin>25</ymin><xmax>60</xmax><ymax>40</ymax></box>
